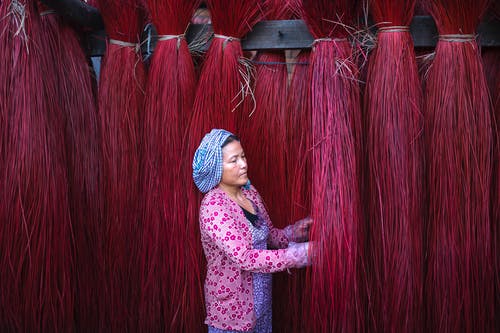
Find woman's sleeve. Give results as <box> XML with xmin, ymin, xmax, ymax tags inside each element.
<box><xmin>200</xmin><ymin>199</ymin><xmax>305</xmax><ymax>273</ymax></box>
<box><xmin>251</xmin><ymin>189</ymin><xmax>290</xmax><ymax>249</ymax></box>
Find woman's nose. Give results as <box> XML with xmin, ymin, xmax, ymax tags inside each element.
<box><xmin>239</xmin><ymin>158</ymin><xmax>247</xmax><ymax>169</ymax></box>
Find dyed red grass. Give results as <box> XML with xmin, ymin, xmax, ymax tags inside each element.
<box><xmin>285</xmin><ymin>50</ymin><xmax>312</xmax><ymax>333</ymax></box>
<box><xmin>188</xmin><ymin>0</ymin><xmax>262</xmax><ymax>145</ymax></box>
<box><xmin>138</xmin><ymin>0</ymin><xmax>204</xmax><ymax>331</ymax></box>
<box><xmin>484</xmin><ymin>32</ymin><xmax>500</xmax><ymax>331</ymax></box>
<box><xmin>422</xmin><ymin>0</ymin><xmax>495</xmax><ymax>331</ymax></box>
<box><xmin>36</xmin><ymin>3</ymin><xmax>104</xmax><ymax>331</ymax></box>
<box><xmin>231</xmin><ymin>2</ymin><xmax>296</xmax><ymax>332</ymax></box>
<box><xmin>185</xmin><ymin>2</ymin><xmax>263</xmax><ymax>329</ymax></box>
<box><xmin>363</xmin><ymin>0</ymin><xmax>424</xmax><ymax>332</ymax></box>
<box><xmin>0</xmin><ymin>0</ymin><xmax>74</xmax><ymax>330</ymax></box>
<box><xmin>97</xmin><ymin>0</ymin><xmax>146</xmax><ymax>330</ymax></box>
<box><xmin>300</xmin><ymin>1</ymin><xmax>365</xmax><ymax>332</ymax></box>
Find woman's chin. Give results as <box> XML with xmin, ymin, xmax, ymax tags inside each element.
<box><xmin>239</xmin><ymin>176</ymin><xmax>249</xmax><ymax>186</ymax></box>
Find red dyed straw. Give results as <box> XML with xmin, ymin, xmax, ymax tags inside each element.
<box><xmin>139</xmin><ymin>0</ymin><xmax>204</xmax><ymax>331</ymax></box>
<box><xmin>185</xmin><ymin>3</ymin><xmax>263</xmax><ymax>328</ymax></box>
<box><xmin>234</xmin><ymin>2</ymin><xmax>296</xmax><ymax>331</ymax></box>
<box><xmin>364</xmin><ymin>0</ymin><xmax>424</xmax><ymax>332</ymax></box>
<box><xmin>97</xmin><ymin>0</ymin><xmax>146</xmax><ymax>329</ymax></box>
<box><xmin>37</xmin><ymin>2</ymin><xmax>105</xmax><ymax>330</ymax></box>
<box><xmin>300</xmin><ymin>0</ymin><xmax>365</xmax><ymax>332</ymax></box>
<box><xmin>285</xmin><ymin>50</ymin><xmax>312</xmax><ymax>333</ymax></box>
<box><xmin>187</xmin><ymin>0</ymin><xmax>263</xmax><ymax>146</ymax></box>
<box><xmin>486</xmin><ymin>21</ymin><xmax>500</xmax><ymax>329</ymax></box>
<box><xmin>0</xmin><ymin>0</ymin><xmax>74</xmax><ymax>330</ymax></box>
<box><xmin>422</xmin><ymin>0</ymin><xmax>494</xmax><ymax>331</ymax></box>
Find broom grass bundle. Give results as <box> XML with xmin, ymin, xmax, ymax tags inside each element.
<box><xmin>285</xmin><ymin>50</ymin><xmax>312</xmax><ymax>333</ymax></box>
<box><xmin>364</xmin><ymin>0</ymin><xmax>424</xmax><ymax>331</ymax></box>
<box><xmin>139</xmin><ymin>0</ymin><xmax>203</xmax><ymax>331</ymax></box>
<box><xmin>422</xmin><ymin>0</ymin><xmax>494</xmax><ymax>331</ymax></box>
<box><xmin>188</xmin><ymin>0</ymin><xmax>263</xmax><ymax>147</ymax></box>
<box><xmin>186</xmin><ymin>4</ymin><xmax>263</xmax><ymax>324</ymax></box>
<box><xmin>36</xmin><ymin>3</ymin><xmax>104</xmax><ymax>330</ymax></box>
<box><xmin>97</xmin><ymin>0</ymin><xmax>146</xmax><ymax>330</ymax></box>
<box><xmin>0</xmin><ymin>0</ymin><xmax>74</xmax><ymax>330</ymax></box>
<box><xmin>482</xmin><ymin>52</ymin><xmax>500</xmax><ymax>303</ymax></box>
<box><xmin>238</xmin><ymin>0</ymin><xmax>290</xmax><ymax>229</ymax></box>
<box><xmin>286</xmin><ymin>51</ymin><xmax>312</xmax><ymax>223</ymax></box>
<box><xmin>232</xmin><ymin>2</ymin><xmax>294</xmax><ymax>332</ymax></box>
<box><xmin>300</xmin><ymin>1</ymin><xmax>365</xmax><ymax>332</ymax></box>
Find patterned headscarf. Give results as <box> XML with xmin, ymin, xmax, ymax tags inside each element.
<box><xmin>192</xmin><ymin>129</ymin><xmax>233</xmax><ymax>193</ymax></box>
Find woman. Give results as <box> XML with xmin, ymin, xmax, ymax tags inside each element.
<box><xmin>192</xmin><ymin>129</ymin><xmax>312</xmax><ymax>333</ymax></box>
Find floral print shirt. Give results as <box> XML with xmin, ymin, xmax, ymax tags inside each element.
<box><xmin>199</xmin><ymin>186</ymin><xmax>292</xmax><ymax>331</ymax></box>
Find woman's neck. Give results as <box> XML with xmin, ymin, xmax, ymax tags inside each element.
<box><xmin>218</xmin><ymin>183</ymin><xmax>243</xmax><ymax>200</ymax></box>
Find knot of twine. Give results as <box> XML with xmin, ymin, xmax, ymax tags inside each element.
<box><xmin>109</xmin><ymin>38</ymin><xmax>141</xmax><ymax>53</ymax></box>
<box><xmin>157</xmin><ymin>34</ymin><xmax>185</xmax><ymax>49</ymax></box>
<box><xmin>311</xmin><ymin>37</ymin><xmax>348</xmax><ymax>47</ymax></box>
<box><xmin>439</xmin><ymin>34</ymin><xmax>476</xmax><ymax>42</ymax></box>
<box><xmin>378</xmin><ymin>25</ymin><xmax>410</xmax><ymax>33</ymax></box>
<box><xmin>214</xmin><ymin>34</ymin><xmax>241</xmax><ymax>49</ymax></box>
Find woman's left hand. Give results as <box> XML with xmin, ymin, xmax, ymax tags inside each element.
<box><xmin>292</xmin><ymin>216</ymin><xmax>313</xmax><ymax>242</ymax></box>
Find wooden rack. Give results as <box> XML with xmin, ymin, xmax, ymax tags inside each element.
<box><xmin>86</xmin><ymin>16</ymin><xmax>500</xmax><ymax>57</ymax></box>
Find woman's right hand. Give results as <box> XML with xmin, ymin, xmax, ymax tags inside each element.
<box><xmin>285</xmin><ymin>241</ymin><xmax>313</xmax><ymax>268</ymax></box>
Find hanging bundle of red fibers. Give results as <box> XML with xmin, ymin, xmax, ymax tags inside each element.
<box><xmin>0</xmin><ymin>0</ymin><xmax>75</xmax><ymax>330</ymax></box>
<box><xmin>187</xmin><ymin>0</ymin><xmax>263</xmax><ymax>147</ymax></box>
<box><xmin>300</xmin><ymin>1</ymin><xmax>365</xmax><ymax>332</ymax></box>
<box><xmin>363</xmin><ymin>0</ymin><xmax>424</xmax><ymax>331</ymax></box>
<box><xmin>286</xmin><ymin>51</ymin><xmax>312</xmax><ymax>227</ymax></box>
<box><xmin>485</xmin><ymin>4</ymin><xmax>500</xmax><ymax>327</ymax></box>
<box><xmin>185</xmin><ymin>3</ymin><xmax>263</xmax><ymax>327</ymax></box>
<box><xmin>234</xmin><ymin>2</ymin><xmax>294</xmax><ymax>332</ymax></box>
<box><xmin>482</xmin><ymin>49</ymin><xmax>500</xmax><ymax>295</ymax></box>
<box><xmin>422</xmin><ymin>0</ymin><xmax>494</xmax><ymax>331</ymax></box>
<box><xmin>238</xmin><ymin>0</ymin><xmax>290</xmax><ymax>231</ymax></box>
<box><xmin>284</xmin><ymin>50</ymin><xmax>312</xmax><ymax>333</ymax></box>
<box><xmin>97</xmin><ymin>0</ymin><xmax>146</xmax><ymax>330</ymax></box>
<box><xmin>36</xmin><ymin>3</ymin><xmax>104</xmax><ymax>331</ymax></box>
<box><xmin>138</xmin><ymin>0</ymin><xmax>204</xmax><ymax>331</ymax></box>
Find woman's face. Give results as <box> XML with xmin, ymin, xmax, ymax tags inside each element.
<box><xmin>220</xmin><ymin>140</ymin><xmax>249</xmax><ymax>188</ymax></box>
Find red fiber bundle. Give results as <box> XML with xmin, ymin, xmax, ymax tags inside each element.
<box><xmin>139</xmin><ymin>0</ymin><xmax>203</xmax><ymax>331</ymax></box>
<box><xmin>97</xmin><ymin>0</ymin><xmax>146</xmax><ymax>330</ymax></box>
<box><xmin>482</xmin><ymin>50</ymin><xmax>500</xmax><ymax>268</ymax></box>
<box><xmin>238</xmin><ymin>0</ymin><xmax>290</xmax><ymax>229</ymax></box>
<box><xmin>186</xmin><ymin>3</ymin><xmax>262</xmax><ymax>326</ymax></box>
<box><xmin>423</xmin><ymin>0</ymin><xmax>494</xmax><ymax>331</ymax></box>
<box><xmin>364</xmin><ymin>1</ymin><xmax>424</xmax><ymax>331</ymax></box>
<box><xmin>36</xmin><ymin>3</ymin><xmax>104</xmax><ymax>330</ymax></box>
<box><xmin>300</xmin><ymin>1</ymin><xmax>365</xmax><ymax>332</ymax></box>
<box><xmin>0</xmin><ymin>0</ymin><xmax>74</xmax><ymax>330</ymax></box>
<box><xmin>286</xmin><ymin>51</ymin><xmax>312</xmax><ymax>242</ymax></box>
<box><xmin>188</xmin><ymin>0</ymin><xmax>263</xmax><ymax>147</ymax></box>
<box><xmin>285</xmin><ymin>50</ymin><xmax>312</xmax><ymax>333</ymax></box>
<box><xmin>233</xmin><ymin>2</ymin><xmax>293</xmax><ymax>332</ymax></box>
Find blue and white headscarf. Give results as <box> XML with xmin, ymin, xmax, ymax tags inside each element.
<box><xmin>192</xmin><ymin>129</ymin><xmax>233</xmax><ymax>193</ymax></box>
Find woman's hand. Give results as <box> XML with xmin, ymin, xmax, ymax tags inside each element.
<box><xmin>292</xmin><ymin>216</ymin><xmax>313</xmax><ymax>243</ymax></box>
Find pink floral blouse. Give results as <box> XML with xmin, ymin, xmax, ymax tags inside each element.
<box><xmin>199</xmin><ymin>186</ymin><xmax>294</xmax><ymax>331</ymax></box>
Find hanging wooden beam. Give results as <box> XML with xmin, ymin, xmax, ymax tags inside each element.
<box><xmin>40</xmin><ymin>0</ymin><xmax>103</xmax><ymax>30</ymax></box>
<box><xmin>86</xmin><ymin>16</ymin><xmax>500</xmax><ymax>57</ymax></box>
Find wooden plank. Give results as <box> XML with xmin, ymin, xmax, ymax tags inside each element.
<box><xmin>87</xmin><ymin>16</ymin><xmax>500</xmax><ymax>57</ymax></box>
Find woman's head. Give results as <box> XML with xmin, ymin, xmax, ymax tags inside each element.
<box><xmin>192</xmin><ymin>129</ymin><xmax>248</xmax><ymax>193</ymax></box>
<box><xmin>220</xmin><ymin>136</ymin><xmax>248</xmax><ymax>190</ymax></box>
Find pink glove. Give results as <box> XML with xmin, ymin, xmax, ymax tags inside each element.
<box><xmin>284</xmin><ymin>242</ymin><xmax>312</xmax><ymax>268</ymax></box>
<box><xmin>284</xmin><ymin>216</ymin><xmax>313</xmax><ymax>243</ymax></box>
